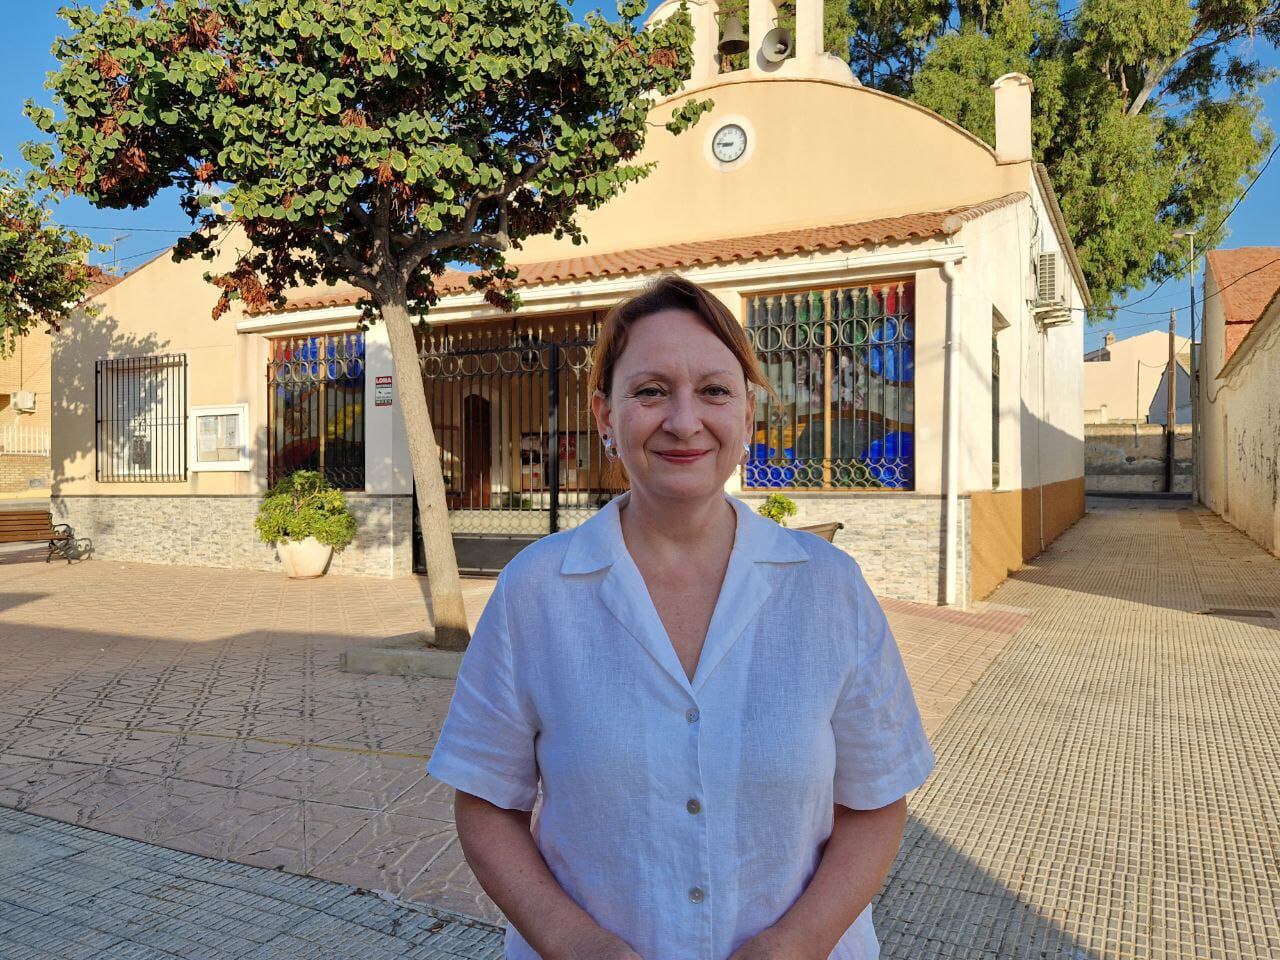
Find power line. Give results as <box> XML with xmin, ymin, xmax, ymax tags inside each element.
<box><xmin>1098</xmin><ymin>253</ymin><xmax>1280</xmax><ymax>342</ymax></box>
<box><xmin>63</xmin><ymin>223</ymin><xmax>193</xmax><ymax>234</ymax></box>
<box><xmin>1115</xmin><ymin>137</ymin><xmax>1280</xmax><ymax>312</ymax></box>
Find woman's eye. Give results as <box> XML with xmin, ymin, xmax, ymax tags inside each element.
<box><xmin>634</xmin><ymin>387</ymin><xmax>664</xmax><ymax>398</ymax></box>
<box><xmin>704</xmin><ymin>385</ymin><xmax>731</xmax><ymax>397</ymax></box>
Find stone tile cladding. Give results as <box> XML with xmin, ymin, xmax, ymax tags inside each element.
<box><xmin>51</xmin><ymin>494</ymin><xmax>414</xmax><ymax>577</ymax></box>
<box><xmin>740</xmin><ymin>493</ymin><xmax>971</xmax><ymax>606</ymax></box>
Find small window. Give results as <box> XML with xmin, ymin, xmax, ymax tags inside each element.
<box><xmin>95</xmin><ymin>354</ymin><xmax>188</xmax><ymax>482</ymax></box>
<box><xmin>267</xmin><ymin>333</ymin><xmax>366</xmax><ymax>490</ymax></box>
<box><xmin>992</xmin><ymin>332</ymin><xmax>1001</xmax><ymax>489</ymax></box>
<box><xmin>191</xmin><ymin>403</ymin><xmax>251</xmax><ymax>472</ymax></box>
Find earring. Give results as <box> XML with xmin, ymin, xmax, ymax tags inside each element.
<box><xmin>742</xmin><ymin>441</ymin><xmax>752</xmax><ymax>464</ymax></box>
<box><xmin>603</xmin><ymin>435</ymin><xmax>619</xmax><ymax>461</ymax></box>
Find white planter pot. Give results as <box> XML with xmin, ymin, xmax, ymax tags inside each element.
<box><xmin>277</xmin><ymin>537</ymin><xmax>334</xmax><ymax>579</ymax></box>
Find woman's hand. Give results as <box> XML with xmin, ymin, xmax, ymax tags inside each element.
<box><xmin>726</xmin><ymin>925</ymin><xmax>824</xmax><ymax>960</ymax></box>
<box><xmin>550</xmin><ymin>926</ymin><xmax>644</xmax><ymax>960</ymax></box>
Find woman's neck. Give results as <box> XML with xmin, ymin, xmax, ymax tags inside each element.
<box><xmin>619</xmin><ymin>487</ymin><xmax>736</xmax><ymax>561</ymax></box>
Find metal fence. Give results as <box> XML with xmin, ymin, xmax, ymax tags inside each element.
<box><xmin>744</xmin><ymin>280</ymin><xmax>915</xmax><ymax>490</ymax></box>
<box><xmin>417</xmin><ymin>319</ymin><xmax>619</xmax><ymax>540</ymax></box>
<box><xmin>0</xmin><ymin>425</ymin><xmax>50</xmax><ymax>457</ymax></box>
<box><xmin>95</xmin><ymin>354</ymin><xmax>188</xmax><ymax>482</ymax></box>
<box><xmin>267</xmin><ymin>333</ymin><xmax>366</xmax><ymax>490</ymax></box>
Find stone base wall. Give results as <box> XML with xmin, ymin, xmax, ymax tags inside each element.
<box><xmin>740</xmin><ymin>493</ymin><xmax>971</xmax><ymax>606</ymax></box>
<box><xmin>1086</xmin><ymin>423</ymin><xmax>1192</xmax><ymax>494</ymax></box>
<box><xmin>51</xmin><ymin>495</ymin><xmax>414</xmax><ymax>578</ymax></box>
<box><xmin>0</xmin><ymin>456</ymin><xmax>50</xmax><ymax>494</ymax></box>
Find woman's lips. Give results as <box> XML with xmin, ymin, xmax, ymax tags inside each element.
<box><xmin>654</xmin><ymin>449</ymin><xmax>712</xmax><ymax>464</ymax></box>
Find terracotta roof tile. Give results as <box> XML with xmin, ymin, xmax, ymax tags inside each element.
<box><xmin>84</xmin><ymin>266</ymin><xmax>124</xmax><ymax>299</ymax></box>
<box><xmin>263</xmin><ymin>193</ymin><xmax>1027</xmax><ymax>316</ymax></box>
<box><xmin>1206</xmin><ymin>247</ymin><xmax>1280</xmax><ymax>366</ymax></box>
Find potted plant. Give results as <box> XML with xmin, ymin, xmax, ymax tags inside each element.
<box><xmin>756</xmin><ymin>493</ymin><xmax>798</xmax><ymax>526</ymax></box>
<box><xmin>255</xmin><ymin>469</ymin><xmax>357</xmax><ymax>578</ymax></box>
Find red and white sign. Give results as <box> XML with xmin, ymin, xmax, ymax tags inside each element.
<box><xmin>375</xmin><ymin>375</ymin><xmax>393</xmax><ymax>407</ymax></box>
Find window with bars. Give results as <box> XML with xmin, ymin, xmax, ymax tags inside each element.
<box><xmin>95</xmin><ymin>354</ymin><xmax>189</xmax><ymax>482</ymax></box>
<box><xmin>744</xmin><ymin>279</ymin><xmax>915</xmax><ymax>490</ymax></box>
<box><xmin>267</xmin><ymin>333</ymin><xmax>366</xmax><ymax>490</ymax></box>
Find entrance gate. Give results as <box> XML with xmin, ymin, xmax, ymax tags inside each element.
<box><xmin>414</xmin><ymin>319</ymin><xmax>621</xmax><ymax>574</ymax></box>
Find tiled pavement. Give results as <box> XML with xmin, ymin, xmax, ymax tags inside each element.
<box><xmin>877</xmin><ymin>498</ymin><xmax>1280</xmax><ymax>959</ymax></box>
<box><xmin>0</xmin><ymin>805</ymin><xmax>502</xmax><ymax>959</ymax></box>
<box><xmin>3</xmin><ymin>498</ymin><xmax>1277</xmax><ymax>957</ymax></box>
<box><xmin>0</xmin><ymin>532</ymin><xmax>1019</xmax><ymax>933</ymax></box>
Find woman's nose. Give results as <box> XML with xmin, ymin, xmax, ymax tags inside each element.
<box><xmin>662</xmin><ymin>389</ymin><xmax>702</xmax><ymax>438</ymax></box>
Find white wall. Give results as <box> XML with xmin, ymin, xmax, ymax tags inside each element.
<box><xmin>1200</xmin><ymin>293</ymin><xmax>1280</xmax><ymax>554</ymax></box>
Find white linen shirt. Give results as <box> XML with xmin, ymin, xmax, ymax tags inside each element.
<box><xmin>427</xmin><ymin>493</ymin><xmax>934</xmax><ymax>960</ymax></box>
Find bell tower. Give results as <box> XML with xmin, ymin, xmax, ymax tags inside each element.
<box><xmin>646</xmin><ymin>0</ymin><xmax>856</xmax><ymax>92</ymax></box>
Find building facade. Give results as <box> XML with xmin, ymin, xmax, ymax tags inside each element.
<box><xmin>1084</xmin><ymin>329</ymin><xmax>1192</xmax><ymax>425</ymax></box>
<box><xmin>1198</xmin><ymin>247</ymin><xmax>1280</xmax><ymax>554</ymax></box>
<box><xmin>50</xmin><ymin>0</ymin><xmax>1088</xmax><ymax>605</ymax></box>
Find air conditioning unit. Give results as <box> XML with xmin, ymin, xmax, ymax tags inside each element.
<box><xmin>1035</xmin><ymin>252</ymin><xmax>1066</xmax><ymax>306</ymax></box>
<box><xmin>11</xmin><ymin>391</ymin><xmax>36</xmax><ymax>413</ymax></box>
<box><xmin>1033</xmin><ymin>251</ymin><xmax>1072</xmax><ymax>327</ymax></box>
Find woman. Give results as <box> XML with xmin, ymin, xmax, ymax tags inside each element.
<box><xmin>427</xmin><ymin>276</ymin><xmax>934</xmax><ymax>960</ymax></box>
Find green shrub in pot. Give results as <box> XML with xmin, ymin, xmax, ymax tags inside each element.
<box><xmin>255</xmin><ymin>470</ymin><xmax>357</xmax><ymax>550</ymax></box>
<box><xmin>756</xmin><ymin>493</ymin><xmax>798</xmax><ymax>526</ymax></box>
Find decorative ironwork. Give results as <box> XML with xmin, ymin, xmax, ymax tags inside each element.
<box><xmin>744</xmin><ymin>280</ymin><xmax>915</xmax><ymax>490</ymax></box>
<box><xmin>417</xmin><ymin>318</ymin><xmax>620</xmax><ymax>541</ymax></box>
<box><xmin>95</xmin><ymin>354</ymin><xmax>188</xmax><ymax>482</ymax></box>
<box><xmin>267</xmin><ymin>333</ymin><xmax>366</xmax><ymax>490</ymax></box>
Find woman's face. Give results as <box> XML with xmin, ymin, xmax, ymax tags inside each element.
<box><xmin>593</xmin><ymin>308</ymin><xmax>755</xmax><ymax>504</ymax></box>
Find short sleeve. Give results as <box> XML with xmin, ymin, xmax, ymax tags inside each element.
<box><xmin>426</xmin><ymin>574</ymin><xmax>539</xmax><ymax>810</ymax></box>
<box><xmin>832</xmin><ymin>570</ymin><xmax>935</xmax><ymax>810</ymax></box>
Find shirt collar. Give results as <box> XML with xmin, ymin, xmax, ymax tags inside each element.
<box><xmin>560</xmin><ymin>491</ymin><xmax>810</xmax><ymax>575</ymax></box>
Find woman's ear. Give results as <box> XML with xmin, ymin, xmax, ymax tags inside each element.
<box><xmin>743</xmin><ymin>385</ymin><xmax>757</xmax><ymax>440</ymax></box>
<box><xmin>591</xmin><ymin>389</ymin><xmax>612</xmax><ymax>440</ymax></box>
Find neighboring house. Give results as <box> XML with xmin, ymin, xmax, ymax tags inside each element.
<box><xmin>0</xmin><ymin>269</ymin><xmax>121</xmax><ymax>495</ymax></box>
<box><xmin>1083</xmin><ymin>330</ymin><xmax>1192</xmax><ymax>424</ymax></box>
<box><xmin>1198</xmin><ymin>247</ymin><xmax>1280</xmax><ymax>555</ymax></box>
<box><xmin>51</xmin><ymin>0</ymin><xmax>1090</xmax><ymax>606</ymax></box>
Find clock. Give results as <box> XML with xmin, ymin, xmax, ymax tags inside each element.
<box><xmin>711</xmin><ymin>123</ymin><xmax>748</xmax><ymax>163</ymax></box>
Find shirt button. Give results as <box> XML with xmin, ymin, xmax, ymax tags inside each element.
<box><xmin>688</xmin><ymin>887</ymin><xmax>705</xmax><ymax>903</ymax></box>
<box><xmin>686</xmin><ymin>708</ymin><xmax>700</xmax><ymax>723</ymax></box>
<box><xmin>686</xmin><ymin>798</ymin><xmax>701</xmax><ymax>814</ymax></box>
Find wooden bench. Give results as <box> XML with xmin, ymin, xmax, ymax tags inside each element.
<box><xmin>0</xmin><ymin>510</ymin><xmax>74</xmax><ymax>563</ymax></box>
<box><xmin>796</xmin><ymin>521</ymin><xmax>844</xmax><ymax>543</ymax></box>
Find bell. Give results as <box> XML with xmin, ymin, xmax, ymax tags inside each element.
<box><xmin>761</xmin><ymin>26</ymin><xmax>793</xmax><ymax>62</ymax></box>
<box><xmin>717</xmin><ymin>15</ymin><xmax>749</xmax><ymax>56</ymax></box>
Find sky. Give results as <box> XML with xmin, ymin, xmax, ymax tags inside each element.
<box><xmin>2</xmin><ymin>1</ymin><xmax>1277</xmax><ymax>355</ymax></box>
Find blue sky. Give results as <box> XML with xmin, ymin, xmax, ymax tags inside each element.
<box><xmin>2</xmin><ymin>2</ymin><xmax>1276</xmax><ymax>353</ymax></box>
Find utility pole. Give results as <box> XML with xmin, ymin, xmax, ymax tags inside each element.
<box><xmin>1166</xmin><ymin>309</ymin><xmax>1177</xmax><ymax>493</ymax></box>
<box><xmin>1173</xmin><ymin>229</ymin><xmax>1198</xmax><ymax>502</ymax></box>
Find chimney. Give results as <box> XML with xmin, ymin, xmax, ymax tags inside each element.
<box><xmin>990</xmin><ymin>72</ymin><xmax>1033</xmax><ymax>164</ymax></box>
<box><xmin>1104</xmin><ymin>332</ymin><xmax>1116</xmax><ymax>347</ymax></box>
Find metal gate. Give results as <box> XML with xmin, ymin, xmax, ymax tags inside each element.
<box><xmin>415</xmin><ymin>319</ymin><xmax>623</xmax><ymax>574</ymax></box>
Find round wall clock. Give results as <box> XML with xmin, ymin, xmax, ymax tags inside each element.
<box><xmin>711</xmin><ymin>123</ymin><xmax>748</xmax><ymax>163</ymax></box>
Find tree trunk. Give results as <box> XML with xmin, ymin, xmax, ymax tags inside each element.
<box><xmin>380</xmin><ymin>295</ymin><xmax>471</xmax><ymax>651</ymax></box>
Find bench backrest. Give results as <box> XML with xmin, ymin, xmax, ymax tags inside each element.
<box><xmin>0</xmin><ymin>511</ymin><xmax>56</xmax><ymax>543</ymax></box>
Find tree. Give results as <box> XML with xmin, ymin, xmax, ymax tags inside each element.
<box><xmin>0</xmin><ymin>160</ymin><xmax>95</xmax><ymax>355</ymax></box>
<box><xmin>841</xmin><ymin>0</ymin><xmax>1278</xmax><ymax>310</ymax></box>
<box><xmin>26</xmin><ymin>0</ymin><xmax>709</xmax><ymax>649</ymax></box>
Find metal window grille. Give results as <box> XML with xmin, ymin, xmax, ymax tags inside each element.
<box><xmin>267</xmin><ymin>333</ymin><xmax>366</xmax><ymax>490</ymax></box>
<box><xmin>95</xmin><ymin>354</ymin><xmax>188</xmax><ymax>482</ymax></box>
<box><xmin>744</xmin><ymin>279</ymin><xmax>915</xmax><ymax>491</ymax></box>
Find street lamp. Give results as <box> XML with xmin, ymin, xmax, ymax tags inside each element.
<box><xmin>1173</xmin><ymin>229</ymin><xmax>1197</xmax><ymax>501</ymax></box>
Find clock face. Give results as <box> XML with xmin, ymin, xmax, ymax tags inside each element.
<box><xmin>712</xmin><ymin>124</ymin><xmax>748</xmax><ymax>163</ymax></box>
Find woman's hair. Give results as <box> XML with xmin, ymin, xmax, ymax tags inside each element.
<box><xmin>588</xmin><ymin>275</ymin><xmax>775</xmax><ymax>402</ymax></box>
